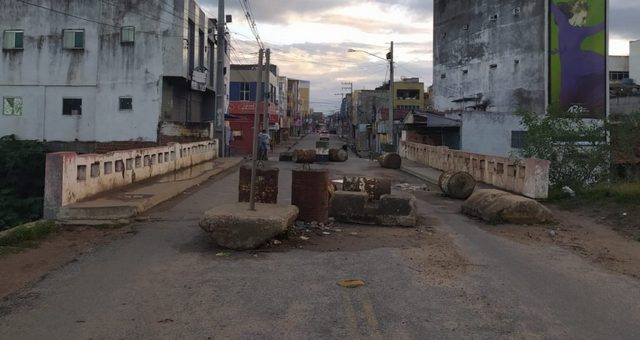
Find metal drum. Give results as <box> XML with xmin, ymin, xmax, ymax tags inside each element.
<box><xmin>329</xmin><ymin>148</ymin><xmax>348</xmax><ymax>162</ymax></box>
<box><xmin>378</xmin><ymin>152</ymin><xmax>402</xmax><ymax>169</ymax></box>
<box><xmin>292</xmin><ymin>169</ymin><xmax>329</xmax><ymax>223</ymax></box>
<box><xmin>438</xmin><ymin>170</ymin><xmax>476</xmax><ymax>199</ymax></box>
<box><xmin>238</xmin><ymin>165</ymin><xmax>279</xmax><ymax>204</ymax></box>
<box><xmin>292</xmin><ymin>149</ymin><xmax>316</xmax><ymax>163</ymax></box>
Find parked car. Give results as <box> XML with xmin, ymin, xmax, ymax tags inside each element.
<box><xmin>319</xmin><ymin>128</ymin><xmax>330</xmax><ymax>140</ymax></box>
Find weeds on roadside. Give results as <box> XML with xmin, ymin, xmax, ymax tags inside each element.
<box><xmin>0</xmin><ymin>220</ymin><xmax>57</xmax><ymax>251</ymax></box>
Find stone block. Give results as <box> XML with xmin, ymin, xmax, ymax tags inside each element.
<box><xmin>199</xmin><ymin>203</ymin><xmax>299</xmax><ymax>250</ymax></box>
<box><xmin>329</xmin><ymin>191</ymin><xmax>417</xmax><ymax>227</ymax></box>
<box><xmin>461</xmin><ymin>189</ymin><xmax>553</xmax><ymax>224</ymax></box>
<box><xmin>329</xmin><ymin>191</ymin><xmax>368</xmax><ymax>220</ymax></box>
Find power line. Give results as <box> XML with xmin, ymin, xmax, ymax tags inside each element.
<box><xmin>237</xmin><ymin>0</ymin><xmax>264</xmax><ymax>49</ymax></box>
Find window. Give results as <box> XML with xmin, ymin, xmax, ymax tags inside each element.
<box><xmin>3</xmin><ymin>97</ymin><xmax>23</xmax><ymax>116</ymax></box>
<box><xmin>511</xmin><ymin>131</ymin><xmax>527</xmax><ymax>149</ymax></box>
<box><xmin>62</xmin><ymin>98</ymin><xmax>82</xmax><ymax>115</ymax></box>
<box><xmin>3</xmin><ymin>30</ymin><xmax>24</xmax><ymax>50</ymax></box>
<box><xmin>198</xmin><ymin>30</ymin><xmax>205</xmax><ymax>67</ymax></box>
<box><xmin>240</xmin><ymin>83</ymin><xmax>250</xmax><ymax>100</ymax></box>
<box><xmin>63</xmin><ymin>29</ymin><xmax>84</xmax><ymax>49</ymax></box>
<box><xmin>121</xmin><ymin>26</ymin><xmax>135</xmax><ymax>44</ymax></box>
<box><xmin>119</xmin><ymin>97</ymin><xmax>132</xmax><ymax>110</ymax></box>
<box><xmin>610</xmin><ymin>71</ymin><xmax>629</xmax><ymax>81</ymax></box>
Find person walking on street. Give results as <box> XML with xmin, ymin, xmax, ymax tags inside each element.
<box><xmin>258</xmin><ymin>129</ymin><xmax>271</xmax><ymax>161</ymax></box>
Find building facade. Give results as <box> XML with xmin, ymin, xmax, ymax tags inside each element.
<box><xmin>1</xmin><ymin>0</ymin><xmax>230</xmax><ymax>151</ymax></box>
<box><xmin>433</xmin><ymin>0</ymin><xmax>608</xmax><ymax>157</ymax></box>
<box><xmin>277</xmin><ymin>76</ymin><xmax>289</xmax><ymax>140</ymax></box>
<box><xmin>228</xmin><ymin>64</ymin><xmax>279</xmax><ymax>155</ymax></box>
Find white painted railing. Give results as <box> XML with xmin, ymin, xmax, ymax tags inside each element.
<box><xmin>44</xmin><ymin>140</ymin><xmax>218</xmax><ymax>218</ymax></box>
<box><xmin>399</xmin><ymin>141</ymin><xmax>550</xmax><ymax>199</ymax></box>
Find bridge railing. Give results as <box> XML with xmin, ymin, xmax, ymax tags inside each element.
<box><xmin>399</xmin><ymin>141</ymin><xmax>550</xmax><ymax>199</ymax></box>
<box><xmin>44</xmin><ymin>140</ymin><xmax>218</xmax><ymax>218</ymax></box>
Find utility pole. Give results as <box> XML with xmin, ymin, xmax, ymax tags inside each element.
<box><xmin>215</xmin><ymin>0</ymin><xmax>226</xmax><ymax>157</ymax></box>
<box><xmin>263</xmin><ymin>49</ymin><xmax>271</xmax><ymax>132</ymax></box>
<box><xmin>341</xmin><ymin>81</ymin><xmax>353</xmax><ymax>141</ymax></box>
<box><xmin>249</xmin><ymin>49</ymin><xmax>264</xmax><ymax>211</ymax></box>
<box><xmin>387</xmin><ymin>41</ymin><xmax>394</xmax><ymax>150</ymax></box>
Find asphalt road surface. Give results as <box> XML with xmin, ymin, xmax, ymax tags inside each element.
<box><xmin>1</xmin><ymin>133</ymin><xmax>639</xmax><ymax>339</ymax></box>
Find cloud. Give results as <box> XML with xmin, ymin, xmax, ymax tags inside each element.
<box><xmin>610</xmin><ymin>0</ymin><xmax>640</xmax><ymax>40</ymax></box>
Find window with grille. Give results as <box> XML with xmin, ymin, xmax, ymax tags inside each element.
<box><xmin>119</xmin><ymin>97</ymin><xmax>132</xmax><ymax>110</ymax></box>
<box><xmin>511</xmin><ymin>131</ymin><xmax>527</xmax><ymax>148</ymax></box>
<box><xmin>3</xmin><ymin>30</ymin><xmax>24</xmax><ymax>50</ymax></box>
<box><xmin>63</xmin><ymin>98</ymin><xmax>82</xmax><ymax>115</ymax></box>
<box><xmin>3</xmin><ymin>97</ymin><xmax>23</xmax><ymax>116</ymax></box>
<box><xmin>121</xmin><ymin>26</ymin><xmax>135</xmax><ymax>44</ymax></box>
<box><xmin>609</xmin><ymin>71</ymin><xmax>629</xmax><ymax>81</ymax></box>
<box><xmin>63</xmin><ymin>29</ymin><xmax>84</xmax><ymax>49</ymax></box>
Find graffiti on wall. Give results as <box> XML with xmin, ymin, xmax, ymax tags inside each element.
<box><xmin>549</xmin><ymin>0</ymin><xmax>607</xmax><ymax>117</ymax></box>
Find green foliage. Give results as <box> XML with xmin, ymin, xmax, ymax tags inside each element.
<box><xmin>0</xmin><ymin>135</ymin><xmax>46</xmax><ymax>230</ymax></box>
<box><xmin>0</xmin><ymin>220</ymin><xmax>56</xmax><ymax>248</ymax></box>
<box><xmin>609</xmin><ymin>112</ymin><xmax>640</xmax><ymax>166</ymax></box>
<box><xmin>579</xmin><ymin>182</ymin><xmax>640</xmax><ymax>205</ymax></box>
<box><xmin>518</xmin><ymin>108</ymin><xmax>609</xmax><ymax>190</ymax></box>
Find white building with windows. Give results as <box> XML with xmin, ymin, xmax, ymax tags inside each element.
<box><xmin>1</xmin><ymin>0</ymin><xmax>230</xmax><ymax>151</ymax></box>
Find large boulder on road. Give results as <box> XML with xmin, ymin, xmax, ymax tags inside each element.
<box><xmin>199</xmin><ymin>203</ymin><xmax>298</xmax><ymax>250</ymax></box>
<box><xmin>461</xmin><ymin>189</ymin><xmax>553</xmax><ymax>224</ymax></box>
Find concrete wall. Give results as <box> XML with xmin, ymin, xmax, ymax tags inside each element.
<box><xmin>0</xmin><ymin>0</ymin><xmax>214</xmax><ymax>143</ymax></box>
<box><xmin>44</xmin><ymin>140</ymin><xmax>218</xmax><ymax>218</ymax></box>
<box><xmin>433</xmin><ymin>0</ymin><xmax>546</xmax><ymax>114</ymax></box>
<box><xmin>444</xmin><ymin>111</ymin><xmax>524</xmax><ymax>157</ymax></box>
<box><xmin>400</xmin><ymin>141</ymin><xmax>549</xmax><ymax>199</ymax></box>
<box><xmin>609</xmin><ymin>56</ymin><xmax>629</xmax><ymax>73</ymax></box>
<box><xmin>610</xmin><ymin>96</ymin><xmax>640</xmax><ymax>114</ymax></box>
<box><xmin>630</xmin><ymin>40</ymin><xmax>640</xmax><ymax>84</ymax></box>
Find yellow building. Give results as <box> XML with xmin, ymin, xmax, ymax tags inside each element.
<box><xmin>299</xmin><ymin>80</ymin><xmax>311</xmax><ymax>119</ymax></box>
<box><xmin>394</xmin><ymin>77</ymin><xmax>424</xmax><ymax>111</ymax></box>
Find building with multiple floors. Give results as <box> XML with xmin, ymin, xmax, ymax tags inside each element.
<box><xmin>277</xmin><ymin>76</ymin><xmax>289</xmax><ymax>140</ymax></box>
<box><xmin>0</xmin><ymin>0</ymin><xmax>230</xmax><ymax>152</ymax></box>
<box><xmin>228</xmin><ymin>64</ymin><xmax>279</xmax><ymax>155</ymax></box>
<box><xmin>287</xmin><ymin>78</ymin><xmax>311</xmax><ymax>136</ymax></box>
<box><xmin>433</xmin><ymin>0</ymin><xmax>608</xmax><ymax>157</ymax></box>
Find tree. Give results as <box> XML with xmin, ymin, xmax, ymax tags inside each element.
<box><xmin>517</xmin><ymin>109</ymin><xmax>609</xmax><ymax>192</ymax></box>
<box><xmin>0</xmin><ymin>135</ymin><xmax>46</xmax><ymax>230</ymax></box>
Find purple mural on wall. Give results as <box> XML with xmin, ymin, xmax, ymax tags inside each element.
<box><xmin>550</xmin><ymin>2</ymin><xmax>606</xmax><ymax>114</ymax></box>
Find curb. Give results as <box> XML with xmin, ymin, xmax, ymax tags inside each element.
<box><xmin>59</xmin><ymin>158</ymin><xmax>245</xmax><ymax>225</ymax></box>
<box><xmin>400</xmin><ymin>165</ymin><xmax>440</xmax><ymax>186</ymax></box>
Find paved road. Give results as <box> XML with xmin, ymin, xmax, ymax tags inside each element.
<box><xmin>1</xmin><ymin>133</ymin><xmax>640</xmax><ymax>339</ymax></box>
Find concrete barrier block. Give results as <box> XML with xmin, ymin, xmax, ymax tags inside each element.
<box><xmin>329</xmin><ymin>191</ymin><xmax>417</xmax><ymax>227</ymax></box>
<box><xmin>461</xmin><ymin>189</ymin><xmax>554</xmax><ymax>224</ymax></box>
<box><xmin>199</xmin><ymin>203</ymin><xmax>298</xmax><ymax>250</ymax></box>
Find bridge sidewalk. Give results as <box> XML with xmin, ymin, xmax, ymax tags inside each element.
<box><xmin>59</xmin><ymin>157</ymin><xmax>245</xmax><ymax>225</ymax></box>
<box><xmin>400</xmin><ymin>158</ymin><xmax>443</xmax><ymax>186</ymax></box>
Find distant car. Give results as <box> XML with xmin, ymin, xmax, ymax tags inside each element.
<box><xmin>319</xmin><ymin>129</ymin><xmax>330</xmax><ymax>140</ymax></box>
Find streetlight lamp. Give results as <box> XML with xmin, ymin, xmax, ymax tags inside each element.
<box><xmin>348</xmin><ymin>42</ymin><xmax>394</xmax><ymax>151</ymax></box>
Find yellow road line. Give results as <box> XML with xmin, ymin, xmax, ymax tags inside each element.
<box><xmin>361</xmin><ymin>293</ymin><xmax>383</xmax><ymax>340</ymax></box>
<box><xmin>342</xmin><ymin>293</ymin><xmax>361</xmax><ymax>340</ymax></box>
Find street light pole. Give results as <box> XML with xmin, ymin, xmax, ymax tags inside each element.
<box><xmin>215</xmin><ymin>0</ymin><xmax>226</xmax><ymax>157</ymax></box>
<box><xmin>249</xmin><ymin>49</ymin><xmax>264</xmax><ymax>211</ymax></box>
<box><xmin>388</xmin><ymin>41</ymin><xmax>394</xmax><ymax>150</ymax></box>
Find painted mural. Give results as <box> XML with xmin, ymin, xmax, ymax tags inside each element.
<box><xmin>549</xmin><ymin>0</ymin><xmax>607</xmax><ymax>116</ymax></box>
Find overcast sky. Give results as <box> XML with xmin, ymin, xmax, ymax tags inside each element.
<box><xmin>202</xmin><ymin>0</ymin><xmax>640</xmax><ymax>114</ymax></box>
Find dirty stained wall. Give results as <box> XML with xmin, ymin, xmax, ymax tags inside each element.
<box><xmin>433</xmin><ymin>0</ymin><xmax>546</xmax><ymax>114</ymax></box>
<box><xmin>0</xmin><ymin>0</ymin><xmax>215</xmax><ymax>143</ymax></box>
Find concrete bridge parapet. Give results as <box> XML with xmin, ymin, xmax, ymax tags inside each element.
<box><xmin>399</xmin><ymin>141</ymin><xmax>550</xmax><ymax>199</ymax></box>
<box><xmin>44</xmin><ymin>140</ymin><xmax>219</xmax><ymax>219</ymax></box>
